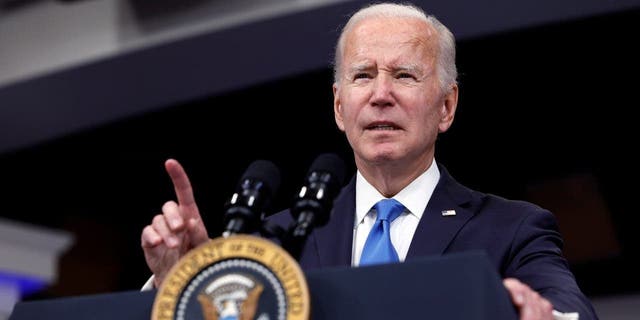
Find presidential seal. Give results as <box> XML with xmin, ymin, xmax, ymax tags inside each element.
<box><xmin>151</xmin><ymin>235</ymin><xmax>310</xmax><ymax>320</ymax></box>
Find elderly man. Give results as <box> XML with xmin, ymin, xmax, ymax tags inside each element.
<box><xmin>141</xmin><ymin>3</ymin><xmax>598</xmax><ymax>320</ymax></box>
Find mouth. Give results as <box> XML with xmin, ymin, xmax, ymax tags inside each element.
<box><xmin>365</xmin><ymin>121</ymin><xmax>401</xmax><ymax>131</ymax></box>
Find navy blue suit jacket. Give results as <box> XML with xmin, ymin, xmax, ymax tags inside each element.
<box><xmin>267</xmin><ymin>164</ymin><xmax>597</xmax><ymax>319</ymax></box>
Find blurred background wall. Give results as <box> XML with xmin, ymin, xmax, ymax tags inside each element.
<box><xmin>1</xmin><ymin>0</ymin><xmax>639</xmax><ymax>318</ymax></box>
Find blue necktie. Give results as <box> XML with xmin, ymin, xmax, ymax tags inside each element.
<box><xmin>360</xmin><ymin>198</ymin><xmax>405</xmax><ymax>266</ymax></box>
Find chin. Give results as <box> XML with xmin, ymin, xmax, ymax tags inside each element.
<box><xmin>363</xmin><ymin>147</ymin><xmax>400</xmax><ymax>164</ymax></box>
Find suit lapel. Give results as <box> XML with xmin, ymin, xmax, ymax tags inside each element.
<box><xmin>311</xmin><ymin>177</ymin><xmax>356</xmax><ymax>268</ymax></box>
<box><xmin>406</xmin><ymin>165</ymin><xmax>479</xmax><ymax>260</ymax></box>
<box><xmin>309</xmin><ymin>166</ymin><xmax>481</xmax><ymax>265</ymax></box>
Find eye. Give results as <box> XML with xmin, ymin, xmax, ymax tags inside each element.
<box><xmin>396</xmin><ymin>72</ymin><xmax>416</xmax><ymax>80</ymax></box>
<box><xmin>353</xmin><ymin>72</ymin><xmax>372</xmax><ymax>80</ymax></box>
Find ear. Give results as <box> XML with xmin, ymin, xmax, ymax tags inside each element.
<box><xmin>333</xmin><ymin>83</ymin><xmax>346</xmax><ymax>132</ymax></box>
<box><xmin>438</xmin><ymin>84</ymin><xmax>458</xmax><ymax>133</ymax></box>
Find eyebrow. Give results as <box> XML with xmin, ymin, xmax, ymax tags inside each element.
<box><xmin>345</xmin><ymin>62</ymin><xmax>425</xmax><ymax>77</ymax></box>
<box><xmin>394</xmin><ymin>64</ymin><xmax>422</xmax><ymax>74</ymax></box>
<box><xmin>347</xmin><ymin>63</ymin><xmax>375</xmax><ymax>74</ymax></box>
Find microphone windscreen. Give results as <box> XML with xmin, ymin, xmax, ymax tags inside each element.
<box><xmin>240</xmin><ymin>160</ymin><xmax>281</xmax><ymax>195</ymax></box>
<box><xmin>308</xmin><ymin>153</ymin><xmax>346</xmax><ymax>186</ymax></box>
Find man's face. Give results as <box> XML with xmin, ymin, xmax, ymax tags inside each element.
<box><xmin>333</xmin><ymin>16</ymin><xmax>457</xmax><ymax>169</ymax></box>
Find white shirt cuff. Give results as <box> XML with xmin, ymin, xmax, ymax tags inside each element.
<box><xmin>553</xmin><ymin>310</ymin><xmax>579</xmax><ymax>320</ymax></box>
<box><xmin>141</xmin><ymin>275</ymin><xmax>155</xmax><ymax>291</ymax></box>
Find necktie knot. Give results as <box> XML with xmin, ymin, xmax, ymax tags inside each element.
<box><xmin>374</xmin><ymin>198</ymin><xmax>404</xmax><ymax>223</ymax></box>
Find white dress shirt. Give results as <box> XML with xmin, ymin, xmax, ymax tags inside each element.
<box><xmin>352</xmin><ymin>162</ymin><xmax>440</xmax><ymax>266</ymax></box>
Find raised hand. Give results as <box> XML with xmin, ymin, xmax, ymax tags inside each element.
<box><xmin>141</xmin><ymin>159</ymin><xmax>210</xmax><ymax>288</ymax></box>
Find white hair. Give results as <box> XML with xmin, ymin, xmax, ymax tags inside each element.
<box><xmin>333</xmin><ymin>3</ymin><xmax>458</xmax><ymax>93</ymax></box>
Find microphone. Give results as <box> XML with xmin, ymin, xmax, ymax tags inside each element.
<box><xmin>223</xmin><ymin>160</ymin><xmax>281</xmax><ymax>236</ymax></box>
<box><xmin>289</xmin><ymin>153</ymin><xmax>346</xmax><ymax>238</ymax></box>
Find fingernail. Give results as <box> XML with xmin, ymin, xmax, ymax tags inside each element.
<box><xmin>515</xmin><ymin>294</ymin><xmax>524</xmax><ymax>304</ymax></box>
<box><xmin>168</xmin><ymin>236</ymin><xmax>179</xmax><ymax>247</ymax></box>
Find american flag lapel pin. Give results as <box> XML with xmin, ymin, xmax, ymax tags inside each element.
<box><xmin>441</xmin><ymin>209</ymin><xmax>456</xmax><ymax>217</ymax></box>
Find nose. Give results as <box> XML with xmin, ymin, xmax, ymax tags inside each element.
<box><xmin>369</xmin><ymin>74</ymin><xmax>395</xmax><ymax>107</ymax></box>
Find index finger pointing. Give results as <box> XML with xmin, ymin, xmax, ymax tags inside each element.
<box><xmin>165</xmin><ymin>159</ymin><xmax>196</xmax><ymax>207</ymax></box>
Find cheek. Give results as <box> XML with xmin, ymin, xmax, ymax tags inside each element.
<box><xmin>343</xmin><ymin>85</ymin><xmax>372</xmax><ymax>103</ymax></box>
<box><xmin>408</xmin><ymin>99</ymin><xmax>442</xmax><ymax>131</ymax></box>
<box><xmin>338</xmin><ymin>93</ymin><xmax>362</xmax><ymax>124</ymax></box>
<box><xmin>341</xmin><ymin>109</ymin><xmax>358</xmax><ymax>131</ymax></box>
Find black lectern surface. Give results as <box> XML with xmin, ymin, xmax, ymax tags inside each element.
<box><xmin>305</xmin><ymin>252</ymin><xmax>517</xmax><ymax>319</ymax></box>
<box><xmin>10</xmin><ymin>289</ymin><xmax>156</xmax><ymax>319</ymax></box>
<box><xmin>10</xmin><ymin>252</ymin><xmax>517</xmax><ymax>319</ymax></box>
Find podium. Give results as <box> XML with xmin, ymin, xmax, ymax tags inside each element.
<box><xmin>9</xmin><ymin>252</ymin><xmax>517</xmax><ymax>319</ymax></box>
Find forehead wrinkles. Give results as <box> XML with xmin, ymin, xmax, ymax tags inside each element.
<box><xmin>342</xmin><ymin>17</ymin><xmax>438</xmax><ymax>71</ymax></box>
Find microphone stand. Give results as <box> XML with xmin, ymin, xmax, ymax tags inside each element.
<box><xmin>282</xmin><ymin>217</ymin><xmax>314</xmax><ymax>262</ymax></box>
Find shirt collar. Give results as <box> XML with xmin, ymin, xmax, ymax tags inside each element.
<box><xmin>355</xmin><ymin>161</ymin><xmax>441</xmax><ymax>226</ymax></box>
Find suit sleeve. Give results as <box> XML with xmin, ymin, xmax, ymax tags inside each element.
<box><xmin>504</xmin><ymin>208</ymin><xmax>598</xmax><ymax>319</ymax></box>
